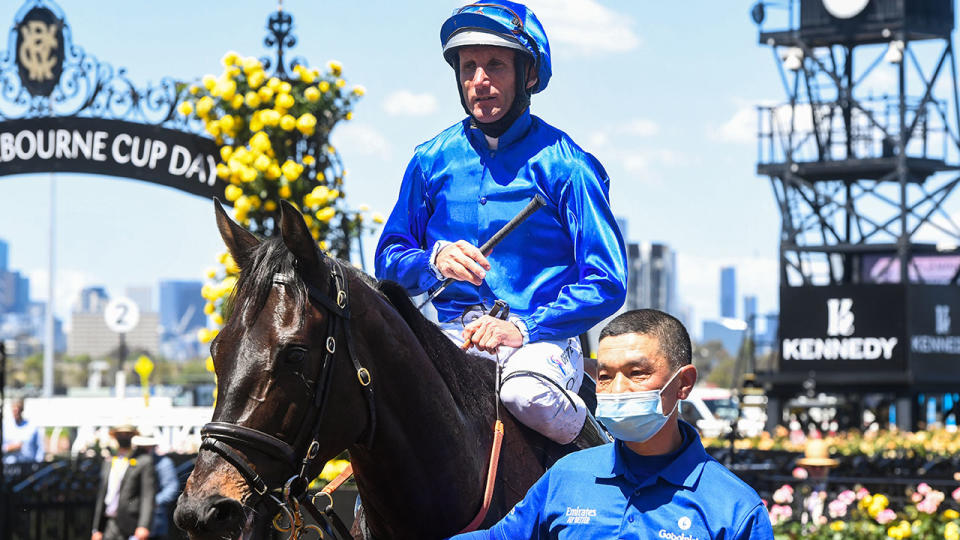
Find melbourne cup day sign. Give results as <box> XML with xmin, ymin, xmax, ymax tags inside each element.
<box><xmin>0</xmin><ymin>2</ymin><xmax>225</xmax><ymax>200</ymax></box>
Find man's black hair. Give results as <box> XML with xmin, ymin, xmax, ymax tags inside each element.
<box><xmin>599</xmin><ymin>309</ymin><xmax>692</xmax><ymax>371</ymax></box>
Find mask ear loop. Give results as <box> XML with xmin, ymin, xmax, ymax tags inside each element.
<box><xmin>657</xmin><ymin>367</ymin><xmax>685</xmax><ymax>417</ymax></box>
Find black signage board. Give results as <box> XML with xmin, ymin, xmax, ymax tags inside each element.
<box><xmin>907</xmin><ymin>285</ymin><xmax>960</xmax><ymax>384</ymax></box>
<box><xmin>0</xmin><ymin>117</ymin><xmax>226</xmax><ymax>200</ymax></box>
<box><xmin>779</xmin><ymin>284</ymin><xmax>907</xmax><ymax>373</ymax></box>
<box><xmin>16</xmin><ymin>6</ymin><xmax>64</xmax><ymax>97</ymax></box>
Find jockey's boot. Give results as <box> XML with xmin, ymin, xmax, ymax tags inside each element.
<box><xmin>544</xmin><ymin>414</ymin><xmax>611</xmax><ymax>467</ymax></box>
<box><xmin>570</xmin><ymin>413</ymin><xmax>612</xmax><ymax>450</ymax></box>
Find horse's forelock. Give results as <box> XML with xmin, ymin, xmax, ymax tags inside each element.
<box><xmin>229</xmin><ymin>238</ymin><xmax>307</xmax><ymax>325</ymax></box>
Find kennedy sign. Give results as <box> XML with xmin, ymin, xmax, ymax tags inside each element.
<box><xmin>0</xmin><ymin>117</ymin><xmax>224</xmax><ymax>199</ymax></box>
<box><xmin>780</xmin><ymin>285</ymin><xmax>907</xmax><ymax>371</ymax></box>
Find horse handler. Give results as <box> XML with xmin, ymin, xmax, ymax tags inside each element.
<box><xmin>449</xmin><ymin>310</ymin><xmax>775</xmax><ymax>539</ymax></box>
<box><xmin>375</xmin><ymin>0</ymin><xmax>627</xmax><ymax>448</ymax></box>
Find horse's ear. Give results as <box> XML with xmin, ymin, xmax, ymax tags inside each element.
<box><xmin>279</xmin><ymin>200</ymin><xmax>321</xmax><ymax>269</ymax></box>
<box><xmin>214</xmin><ymin>198</ymin><xmax>260</xmax><ymax>269</ymax></box>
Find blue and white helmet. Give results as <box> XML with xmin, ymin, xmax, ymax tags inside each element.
<box><xmin>440</xmin><ymin>1</ymin><xmax>552</xmax><ymax>94</ymax></box>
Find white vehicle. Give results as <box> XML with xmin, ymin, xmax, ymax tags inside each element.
<box><xmin>681</xmin><ymin>387</ymin><xmax>766</xmax><ymax>438</ymax></box>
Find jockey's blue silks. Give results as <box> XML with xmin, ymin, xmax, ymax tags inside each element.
<box><xmin>374</xmin><ymin>109</ymin><xmax>628</xmax><ymax>343</ymax></box>
<box><xmin>595</xmin><ymin>369</ymin><xmax>682</xmax><ymax>443</ymax></box>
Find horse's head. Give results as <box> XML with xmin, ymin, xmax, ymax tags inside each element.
<box><xmin>175</xmin><ymin>200</ymin><xmax>374</xmax><ymax>539</ymax></box>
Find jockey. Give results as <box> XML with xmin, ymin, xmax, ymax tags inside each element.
<box><xmin>375</xmin><ymin>0</ymin><xmax>627</xmax><ymax>447</ymax></box>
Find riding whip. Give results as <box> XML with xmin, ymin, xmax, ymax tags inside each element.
<box><xmin>417</xmin><ymin>194</ymin><xmax>546</xmax><ymax>309</ymax></box>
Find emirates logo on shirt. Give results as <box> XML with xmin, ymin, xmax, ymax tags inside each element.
<box><xmin>565</xmin><ymin>506</ymin><xmax>596</xmax><ymax>524</ymax></box>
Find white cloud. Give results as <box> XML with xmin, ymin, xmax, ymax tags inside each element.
<box><xmin>620</xmin><ymin>118</ymin><xmax>659</xmax><ymax>137</ymax></box>
<box><xmin>523</xmin><ymin>0</ymin><xmax>640</xmax><ymax>54</ymax></box>
<box><xmin>714</xmin><ymin>105</ymin><xmax>756</xmax><ymax>144</ymax></box>
<box><xmin>382</xmin><ymin>90</ymin><xmax>438</xmax><ymax>117</ymax></box>
<box><xmin>331</xmin><ymin>123</ymin><xmax>393</xmax><ymax>160</ymax></box>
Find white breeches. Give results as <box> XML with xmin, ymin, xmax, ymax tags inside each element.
<box><xmin>438</xmin><ymin>315</ymin><xmax>587</xmax><ymax>444</ymax></box>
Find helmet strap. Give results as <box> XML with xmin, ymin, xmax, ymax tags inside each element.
<box><xmin>456</xmin><ymin>51</ymin><xmax>533</xmax><ymax>139</ymax></box>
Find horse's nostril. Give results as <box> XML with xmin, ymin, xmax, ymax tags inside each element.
<box><xmin>208</xmin><ymin>498</ymin><xmax>244</xmax><ymax>528</ymax></box>
<box><xmin>176</xmin><ymin>496</ymin><xmax>244</xmax><ymax>533</ymax></box>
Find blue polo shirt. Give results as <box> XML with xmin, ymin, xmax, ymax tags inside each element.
<box><xmin>451</xmin><ymin>421</ymin><xmax>772</xmax><ymax>540</ymax></box>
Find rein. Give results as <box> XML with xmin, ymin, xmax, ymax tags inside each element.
<box><xmin>199</xmin><ymin>257</ymin><xmax>375</xmax><ymax>540</ymax></box>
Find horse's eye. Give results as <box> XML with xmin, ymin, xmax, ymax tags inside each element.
<box><xmin>283</xmin><ymin>347</ymin><xmax>308</xmax><ymax>365</ymax></box>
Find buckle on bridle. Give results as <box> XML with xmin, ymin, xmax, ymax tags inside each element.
<box><xmin>326</xmin><ymin>337</ymin><xmax>336</xmax><ymax>354</ymax></box>
<box><xmin>337</xmin><ymin>289</ymin><xmax>347</xmax><ymax>308</ymax></box>
<box><xmin>357</xmin><ymin>368</ymin><xmax>372</xmax><ymax>386</ymax></box>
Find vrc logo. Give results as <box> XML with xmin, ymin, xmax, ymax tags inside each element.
<box><xmin>936</xmin><ymin>305</ymin><xmax>951</xmax><ymax>336</ymax></box>
<box><xmin>826</xmin><ymin>298</ymin><xmax>855</xmax><ymax>337</ymax></box>
<box><xmin>678</xmin><ymin>516</ymin><xmax>692</xmax><ymax>530</ymax></box>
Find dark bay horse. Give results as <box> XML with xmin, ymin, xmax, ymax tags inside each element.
<box><xmin>174</xmin><ymin>200</ymin><xmax>563</xmax><ymax>539</ymax></box>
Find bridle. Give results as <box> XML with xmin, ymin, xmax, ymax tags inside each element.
<box><xmin>199</xmin><ymin>256</ymin><xmax>375</xmax><ymax>538</ymax></box>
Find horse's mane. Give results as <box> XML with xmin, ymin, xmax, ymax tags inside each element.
<box><xmin>228</xmin><ymin>237</ymin><xmax>494</xmax><ymax>416</ymax></box>
<box><xmin>377</xmin><ymin>280</ymin><xmax>495</xmax><ymax>415</ymax></box>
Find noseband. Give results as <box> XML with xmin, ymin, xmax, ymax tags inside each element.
<box><xmin>199</xmin><ymin>257</ymin><xmax>376</xmax><ymax>506</ymax></box>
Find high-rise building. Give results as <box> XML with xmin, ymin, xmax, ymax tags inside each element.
<box><xmin>625</xmin><ymin>242</ymin><xmax>676</xmax><ymax>315</ymax></box>
<box><xmin>0</xmin><ymin>238</ymin><xmax>8</xmax><ymax>272</ymax></box>
<box><xmin>159</xmin><ymin>281</ymin><xmax>205</xmax><ymax>336</ymax></box>
<box><xmin>744</xmin><ymin>295</ymin><xmax>757</xmax><ymax>326</ymax></box>
<box><xmin>126</xmin><ymin>286</ymin><xmax>153</xmax><ymax>312</ymax></box>
<box><xmin>77</xmin><ymin>287</ymin><xmax>109</xmax><ymax>314</ymax></box>
<box><xmin>0</xmin><ymin>271</ymin><xmax>29</xmax><ymax>315</ymax></box>
<box><xmin>720</xmin><ymin>266</ymin><xmax>736</xmax><ymax>319</ymax></box>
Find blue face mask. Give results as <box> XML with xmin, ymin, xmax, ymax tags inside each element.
<box><xmin>595</xmin><ymin>369</ymin><xmax>682</xmax><ymax>443</ymax></box>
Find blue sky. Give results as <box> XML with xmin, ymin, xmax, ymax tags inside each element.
<box><xmin>0</xmin><ymin>1</ymin><xmax>827</xmax><ymax>336</ymax></box>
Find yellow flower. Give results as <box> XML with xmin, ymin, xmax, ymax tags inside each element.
<box><xmin>225</xmin><ymin>66</ymin><xmax>241</xmax><ymax>79</ymax></box>
<box><xmin>275</xmin><ymin>93</ymin><xmax>295</xmax><ymax>110</ymax></box>
<box><xmin>303</xmin><ymin>214</ymin><xmax>314</xmax><ymax>228</ymax></box>
<box><xmin>129</xmin><ymin>458</ymin><xmax>137</xmax><ymax>467</ymax></box>
<box><xmin>205</xmin><ymin>267</ymin><xmax>218</xmax><ymax>279</ymax></box>
<box><xmin>202</xmin><ymin>75</ymin><xmax>216</xmax><ymax>91</ymax></box>
<box><xmin>196</xmin><ymin>96</ymin><xmax>214</xmax><ymax>117</ymax></box>
<box><xmin>219</xmin><ymin>80</ymin><xmax>237</xmax><ymax>101</ymax></box>
<box><xmin>829</xmin><ymin>521</ymin><xmax>845</xmax><ymax>532</ymax></box>
<box><xmin>264</xmin><ymin>200</ymin><xmax>277</xmax><ymax>212</ymax></box>
<box><xmin>250</xmin><ymin>131</ymin><xmax>272</xmax><ymax>153</ymax></box>
<box><xmin>302</xmin><ymin>155</ymin><xmax>315</xmax><ymax>166</ymax></box>
<box><xmin>205</xmin><ymin>356</ymin><xmax>215</xmax><ymax>373</ymax></box>
<box><xmin>266</xmin><ymin>163</ymin><xmax>282</xmax><ymax>181</ymax></box>
<box><xmin>219</xmin><ymin>115</ymin><xmax>235</xmax><ymax>133</ymax></box>
<box><xmin>249</xmin><ymin>116</ymin><xmax>263</xmax><ymax>132</ymax></box>
<box><xmin>257</xmin><ymin>85</ymin><xmax>274</xmax><ymax>103</ymax></box>
<box><xmin>248</xmin><ymin>69</ymin><xmax>266</xmax><ymax>90</ymax></box>
<box><xmin>267</xmin><ymin>77</ymin><xmax>281</xmax><ymax>91</ymax></box>
<box><xmin>219</xmin><ymin>146</ymin><xmax>233</xmax><ymax>161</ymax></box>
<box><xmin>211</xmin><ymin>313</ymin><xmax>224</xmax><ymax>326</ymax></box>
<box><xmin>203</xmin><ymin>301</ymin><xmax>215</xmax><ymax>315</ymax></box>
<box><xmin>216</xmin><ymin>163</ymin><xmax>230</xmax><ymax>180</ymax></box>
<box><xmin>235</xmin><ymin>195</ymin><xmax>251</xmax><ymax>213</ymax></box>
<box><xmin>197</xmin><ymin>328</ymin><xmax>214</xmax><ymax>343</ymax></box>
<box><xmin>345</xmin><ymin>112</ymin><xmax>353</xmax><ymax>121</ymax></box>
<box><xmin>304</xmin><ymin>86</ymin><xmax>320</xmax><ymax>102</ymax></box>
<box><xmin>352</xmin><ymin>84</ymin><xmax>366</xmax><ymax>96</ymax></box>
<box><xmin>189</xmin><ymin>85</ymin><xmax>200</xmax><ymax>95</ymax></box>
<box><xmin>260</xmin><ymin>109</ymin><xmax>281</xmax><ymax>127</ymax></box>
<box><xmin>372</xmin><ymin>212</ymin><xmax>385</xmax><ymax>224</ymax></box>
<box><xmin>253</xmin><ymin>154</ymin><xmax>272</xmax><ymax>172</ymax></box>
<box><xmin>316</xmin><ymin>206</ymin><xmax>336</xmax><ymax>222</ymax></box>
<box><xmin>336</xmin><ymin>78</ymin><xmax>346</xmax><ymax>88</ymax></box>
<box><xmin>301</xmin><ymin>69</ymin><xmax>316</xmax><ymax>84</ymax></box>
<box><xmin>241</xmin><ymin>167</ymin><xmax>258</xmax><ymax>183</ymax></box>
<box><xmin>281</xmin><ymin>160</ymin><xmax>302</xmax><ymax>181</ymax></box>
<box><xmin>177</xmin><ymin>101</ymin><xmax>193</xmax><ymax>116</ymax></box>
<box><xmin>205</xmin><ymin>120</ymin><xmax>221</xmax><ymax>137</ymax></box>
<box><xmin>296</xmin><ymin>113</ymin><xmax>317</xmax><ymax>136</ymax></box>
<box><xmin>244</xmin><ymin>91</ymin><xmax>261</xmax><ymax>108</ymax></box>
<box><xmin>241</xmin><ymin>56</ymin><xmax>261</xmax><ymax>74</ymax></box>
<box><xmin>280</xmin><ymin>114</ymin><xmax>297</xmax><ymax>131</ymax></box>
<box><xmin>319</xmin><ymin>80</ymin><xmax>330</xmax><ymax>93</ymax></box>
<box><xmin>328</xmin><ymin>60</ymin><xmax>343</xmax><ymax>76</ymax></box>
<box><xmin>231</xmin><ymin>94</ymin><xmax>244</xmax><ymax>110</ymax></box>
<box><xmin>221</xmin><ymin>51</ymin><xmax>240</xmax><ymax>66</ymax></box>
<box><xmin>358</xmin><ymin>203</ymin><xmax>370</xmax><ymax>212</ymax></box>
<box><xmin>279</xmin><ymin>184</ymin><xmax>291</xmax><ymax>198</ymax></box>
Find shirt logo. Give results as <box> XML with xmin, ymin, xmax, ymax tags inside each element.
<box><xmin>678</xmin><ymin>516</ymin><xmax>692</xmax><ymax>530</ymax></box>
<box><xmin>565</xmin><ymin>506</ymin><xmax>596</xmax><ymax>524</ymax></box>
<box><xmin>658</xmin><ymin>530</ymin><xmax>701</xmax><ymax>540</ymax></box>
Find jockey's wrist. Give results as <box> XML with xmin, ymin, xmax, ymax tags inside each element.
<box><xmin>429</xmin><ymin>240</ymin><xmax>452</xmax><ymax>281</ymax></box>
<box><xmin>509</xmin><ymin>316</ymin><xmax>529</xmax><ymax>346</ymax></box>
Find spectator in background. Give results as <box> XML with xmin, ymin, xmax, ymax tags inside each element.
<box><xmin>133</xmin><ymin>429</ymin><xmax>180</xmax><ymax>540</ymax></box>
<box><xmin>91</xmin><ymin>423</ymin><xmax>155</xmax><ymax>540</ymax></box>
<box><xmin>2</xmin><ymin>397</ymin><xmax>44</xmax><ymax>463</ymax></box>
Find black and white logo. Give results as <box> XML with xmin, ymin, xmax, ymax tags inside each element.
<box><xmin>935</xmin><ymin>305</ymin><xmax>951</xmax><ymax>336</ymax></box>
<box><xmin>827</xmin><ymin>298</ymin><xmax>854</xmax><ymax>336</ymax></box>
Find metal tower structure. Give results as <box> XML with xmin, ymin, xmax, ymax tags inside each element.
<box><xmin>751</xmin><ymin>0</ymin><xmax>960</xmax><ymax>431</ymax></box>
